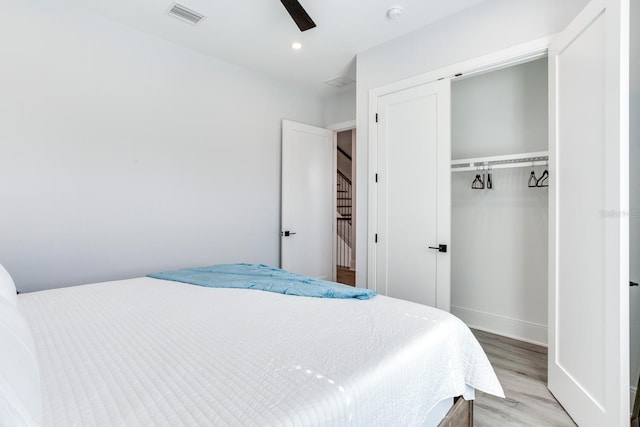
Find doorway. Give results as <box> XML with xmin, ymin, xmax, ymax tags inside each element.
<box><xmin>336</xmin><ymin>129</ymin><xmax>356</xmax><ymax>286</ymax></box>
<box><xmin>450</xmin><ymin>56</ymin><xmax>549</xmax><ymax>346</ymax></box>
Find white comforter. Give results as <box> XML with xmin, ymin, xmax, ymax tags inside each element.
<box><xmin>19</xmin><ymin>277</ymin><xmax>503</xmax><ymax>426</ymax></box>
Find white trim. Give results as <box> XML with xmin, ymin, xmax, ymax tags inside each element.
<box><xmin>436</xmin><ymin>79</ymin><xmax>452</xmax><ymax>311</ymax></box>
<box><xmin>451</xmin><ymin>305</ymin><xmax>548</xmax><ymax>347</ymax></box>
<box><xmin>332</xmin><ymin>133</ymin><xmax>338</xmax><ymax>281</ymax></box>
<box><xmin>368</xmin><ymin>36</ymin><xmax>552</xmax><ymax>100</ymax></box>
<box><xmin>327</xmin><ymin>120</ymin><xmax>356</xmax><ymax>132</ymax></box>
<box><xmin>451</xmin><ymin>50</ymin><xmax>548</xmax><ymax>82</ymax></box>
<box><xmin>350</xmin><ymin>128</ymin><xmax>357</xmax><ymax>274</ymax></box>
<box><xmin>368</xmin><ymin>36</ymin><xmax>552</xmax><ymax>293</ymax></box>
<box><xmin>367</xmin><ymin>92</ymin><xmax>378</xmax><ymax>291</ymax></box>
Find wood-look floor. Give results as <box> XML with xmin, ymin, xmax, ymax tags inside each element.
<box><xmin>336</xmin><ymin>267</ymin><xmax>355</xmax><ymax>286</ymax></box>
<box><xmin>472</xmin><ymin>329</ymin><xmax>577</xmax><ymax>427</ymax></box>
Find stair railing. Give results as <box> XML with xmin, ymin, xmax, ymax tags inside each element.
<box><xmin>337</xmin><ymin>169</ymin><xmax>352</xmax><ymax>269</ymax></box>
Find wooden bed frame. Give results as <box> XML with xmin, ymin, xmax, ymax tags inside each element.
<box><xmin>438</xmin><ymin>397</ymin><xmax>473</xmax><ymax>427</ymax></box>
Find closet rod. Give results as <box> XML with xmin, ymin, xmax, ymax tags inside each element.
<box><xmin>451</xmin><ymin>151</ymin><xmax>548</xmax><ymax>173</ymax></box>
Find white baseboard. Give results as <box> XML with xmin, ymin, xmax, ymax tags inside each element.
<box><xmin>451</xmin><ymin>305</ymin><xmax>547</xmax><ymax>347</ymax></box>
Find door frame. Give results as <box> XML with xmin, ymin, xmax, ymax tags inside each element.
<box><xmin>328</xmin><ymin>120</ymin><xmax>357</xmax><ymax>279</ymax></box>
<box><xmin>367</xmin><ymin>36</ymin><xmax>552</xmax><ymax>311</ymax></box>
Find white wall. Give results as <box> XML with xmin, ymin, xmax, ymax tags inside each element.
<box><xmin>451</xmin><ymin>59</ymin><xmax>549</xmax><ymax>345</ymax></box>
<box><xmin>323</xmin><ymin>88</ymin><xmax>356</xmax><ymax>126</ymax></box>
<box><xmin>355</xmin><ymin>0</ymin><xmax>589</xmax><ymax>287</ymax></box>
<box><xmin>629</xmin><ymin>0</ymin><xmax>640</xmax><ymax>405</ymax></box>
<box><xmin>452</xmin><ymin>59</ymin><xmax>549</xmax><ymax>159</ymax></box>
<box><xmin>0</xmin><ymin>0</ymin><xmax>323</xmax><ymax>292</ymax></box>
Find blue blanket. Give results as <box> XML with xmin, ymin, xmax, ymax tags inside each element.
<box><xmin>147</xmin><ymin>264</ymin><xmax>377</xmax><ymax>300</ymax></box>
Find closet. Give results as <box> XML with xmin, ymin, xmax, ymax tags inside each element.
<box><xmin>450</xmin><ymin>57</ymin><xmax>549</xmax><ymax>346</ymax></box>
<box><xmin>370</xmin><ymin>4</ymin><xmax>629</xmax><ymax>421</ymax></box>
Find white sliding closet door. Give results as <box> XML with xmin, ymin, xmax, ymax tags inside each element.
<box><xmin>374</xmin><ymin>79</ymin><xmax>451</xmax><ymax>309</ymax></box>
<box><xmin>548</xmin><ymin>0</ymin><xmax>629</xmax><ymax>425</ymax></box>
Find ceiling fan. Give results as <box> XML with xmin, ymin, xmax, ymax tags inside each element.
<box><xmin>280</xmin><ymin>0</ymin><xmax>316</xmax><ymax>32</ymax></box>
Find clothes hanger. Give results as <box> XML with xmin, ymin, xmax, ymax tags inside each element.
<box><xmin>471</xmin><ymin>167</ymin><xmax>484</xmax><ymax>189</ymax></box>
<box><xmin>536</xmin><ymin>170</ymin><xmax>549</xmax><ymax>187</ymax></box>
<box><xmin>471</xmin><ymin>174</ymin><xmax>483</xmax><ymax>189</ymax></box>
<box><xmin>528</xmin><ymin>161</ymin><xmax>538</xmax><ymax>188</ymax></box>
<box><xmin>536</xmin><ymin>162</ymin><xmax>549</xmax><ymax>187</ymax></box>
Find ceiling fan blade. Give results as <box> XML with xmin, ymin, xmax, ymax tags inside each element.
<box><xmin>280</xmin><ymin>0</ymin><xmax>316</xmax><ymax>32</ymax></box>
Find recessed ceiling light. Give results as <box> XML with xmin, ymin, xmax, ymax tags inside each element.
<box><xmin>386</xmin><ymin>6</ymin><xmax>403</xmax><ymax>20</ymax></box>
<box><xmin>292</xmin><ymin>42</ymin><xmax>302</xmax><ymax>50</ymax></box>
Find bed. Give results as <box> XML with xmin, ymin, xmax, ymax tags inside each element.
<box><xmin>0</xmin><ymin>263</ymin><xmax>503</xmax><ymax>426</ymax></box>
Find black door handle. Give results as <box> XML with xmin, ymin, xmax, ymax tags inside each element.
<box><xmin>281</xmin><ymin>231</ymin><xmax>297</xmax><ymax>237</ymax></box>
<box><xmin>428</xmin><ymin>244</ymin><xmax>447</xmax><ymax>253</ymax></box>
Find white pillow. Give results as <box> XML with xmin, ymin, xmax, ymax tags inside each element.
<box><xmin>0</xmin><ymin>263</ymin><xmax>17</xmax><ymax>306</ymax></box>
<box><xmin>0</xmin><ymin>298</ymin><xmax>42</xmax><ymax>427</ymax></box>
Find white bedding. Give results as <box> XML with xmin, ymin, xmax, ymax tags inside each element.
<box><xmin>18</xmin><ymin>277</ymin><xmax>503</xmax><ymax>426</ymax></box>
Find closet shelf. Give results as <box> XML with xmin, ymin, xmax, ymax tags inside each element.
<box><xmin>451</xmin><ymin>151</ymin><xmax>549</xmax><ymax>172</ymax></box>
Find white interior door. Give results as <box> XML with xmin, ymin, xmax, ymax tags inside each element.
<box><xmin>374</xmin><ymin>79</ymin><xmax>451</xmax><ymax>309</ymax></box>
<box><xmin>281</xmin><ymin>120</ymin><xmax>335</xmax><ymax>280</ymax></box>
<box><xmin>548</xmin><ymin>0</ymin><xmax>629</xmax><ymax>425</ymax></box>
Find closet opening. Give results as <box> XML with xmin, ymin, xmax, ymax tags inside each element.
<box><xmin>450</xmin><ymin>56</ymin><xmax>549</xmax><ymax>347</ymax></box>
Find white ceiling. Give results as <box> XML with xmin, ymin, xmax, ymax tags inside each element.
<box><xmin>60</xmin><ymin>0</ymin><xmax>488</xmax><ymax>96</ymax></box>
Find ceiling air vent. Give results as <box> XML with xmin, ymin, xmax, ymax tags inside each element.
<box><xmin>325</xmin><ymin>76</ymin><xmax>355</xmax><ymax>88</ymax></box>
<box><xmin>167</xmin><ymin>3</ymin><xmax>205</xmax><ymax>25</ymax></box>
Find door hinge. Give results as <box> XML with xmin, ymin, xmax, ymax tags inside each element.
<box><xmin>375</xmin><ymin>113</ymin><xmax>378</xmax><ymax>123</ymax></box>
<box><xmin>375</xmin><ymin>234</ymin><xmax>378</xmax><ymax>243</ymax></box>
<box><xmin>375</xmin><ymin>173</ymin><xmax>378</xmax><ymax>183</ymax></box>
